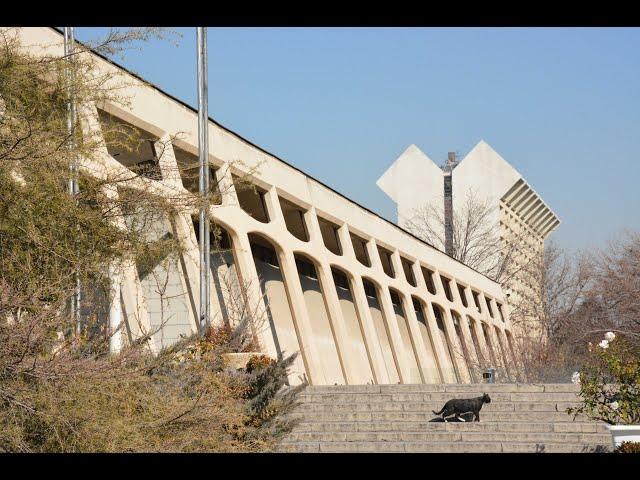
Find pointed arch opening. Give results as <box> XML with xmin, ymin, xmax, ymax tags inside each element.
<box><xmin>331</xmin><ymin>266</ymin><xmax>374</xmax><ymax>384</ymax></box>
<box><xmin>389</xmin><ymin>288</ymin><xmax>421</xmax><ymax>383</ymax></box>
<box><xmin>294</xmin><ymin>252</ymin><xmax>344</xmax><ymax>385</ymax></box>
<box><xmin>431</xmin><ymin>303</ymin><xmax>460</xmax><ymax>383</ymax></box>
<box><xmin>247</xmin><ymin>232</ymin><xmax>306</xmax><ymax>384</ymax></box>
<box><xmin>362</xmin><ymin>277</ymin><xmax>399</xmax><ymax>383</ymax></box>
<box><xmin>412</xmin><ymin>296</ymin><xmax>442</xmax><ymax>383</ymax></box>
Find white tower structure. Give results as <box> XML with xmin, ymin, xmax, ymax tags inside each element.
<box><xmin>377</xmin><ymin>140</ymin><xmax>560</xmax><ymax>337</ymax></box>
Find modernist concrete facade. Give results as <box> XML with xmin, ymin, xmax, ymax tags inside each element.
<box><xmin>377</xmin><ymin>142</ymin><xmax>560</xmax><ymax>337</ymax></box>
<box><xmin>12</xmin><ymin>27</ymin><xmax>520</xmax><ymax>386</ymax></box>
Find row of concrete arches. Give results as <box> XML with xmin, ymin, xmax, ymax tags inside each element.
<box><xmin>204</xmin><ymin>219</ymin><xmax>519</xmax><ymax>386</ymax></box>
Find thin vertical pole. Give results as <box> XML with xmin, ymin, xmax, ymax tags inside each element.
<box><xmin>197</xmin><ymin>27</ymin><xmax>210</xmax><ymax>331</ymax></box>
<box><xmin>108</xmin><ymin>262</ymin><xmax>123</xmax><ymax>353</ymax></box>
<box><xmin>64</xmin><ymin>27</ymin><xmax>81</xmax><ymax>334</ymax></box>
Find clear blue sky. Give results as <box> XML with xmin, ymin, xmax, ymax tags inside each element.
<box><xmin>76</xmin><ymin>27</ymin><xmax>640</xmax><ymax>252</ymax></box>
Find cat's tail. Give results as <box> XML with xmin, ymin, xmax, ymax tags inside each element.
<box><xmin>432</xmin><ymin>406</ymin><xmax>444</xmax><ymax>415</ymax></box>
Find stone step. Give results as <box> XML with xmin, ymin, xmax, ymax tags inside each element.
<box><xmin>283</xmin><ymin>431</ymin><xmax>611</xmax><ymax>444</ymax></box>
<box><xmin>304</xmin><ymin>384</ymin><xmax>579</xmax><ymax>394</ymax></box>
<box><xmin>290</xmin><ymin>411</ymin><xmax>588</xmax><ymax>423</ymax></box>
<box><xmin>296</xmin><ymin>401</ymin><xmax>580</xmax><ymax>413</ymax></box>
<box><xmin>283</xmin><ymin>384</ymin><xmax>605</xmax><ymax>454</ymax></box>
<box><xmin>278</xmin><ymin>441</ymin><xmax>610</xmax><ymax>453</ymax></box>
<box><xmin>291</xmin><ymin>421</ymin><xmax>609</xmax><ymax>434</ymax></box>
<box><xmin>299</xmin><ymin>392</ymin><xmax>580</xmax><ymax>403</ymax></box>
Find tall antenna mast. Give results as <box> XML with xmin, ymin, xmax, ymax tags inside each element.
<box><xmin>64</xmin><ymin>27</ymin><xmax>81</xmax><ymax>333</ymax></box>
<box><xmin>197</xmin><ymin>27</ymin><xmax>210</xmax><ymax>331</ymax></box>
<box><xmin>443</xmin><ymin>151</ymin><xmax>456</xmax><ymax>257</ymax></box>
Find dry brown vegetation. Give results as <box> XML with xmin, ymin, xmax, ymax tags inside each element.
<box><xmin>0</xmin><ymin>27</ymin><xmax>303</xmax><ymax>452</ymax></box>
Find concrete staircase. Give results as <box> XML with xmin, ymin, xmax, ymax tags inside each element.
<box><xmin>279</xmin><ymin>383</ymin><xmax>611</xmax><ymax>453</ymax></box>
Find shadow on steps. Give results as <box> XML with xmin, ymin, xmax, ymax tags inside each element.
<box><xmin>429</xmin><ymin>412</ymin><xmax>476</xmax><ymax>422</ymax></box>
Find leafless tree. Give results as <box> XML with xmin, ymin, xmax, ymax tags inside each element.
<box><xmin>572</xmin><ymin>231</ymin><xmax>640</xmax><ymax>344</ymax></box>
<box><xmin>403</xmin><ymin>189</ymin><xmax>535</xmax><ymax>285</ymax></box>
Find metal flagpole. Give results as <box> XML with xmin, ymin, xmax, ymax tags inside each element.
<box><xmin>64</xmin><ymin>27</ymin><xmax>81</xmax><ymax>334</ymax></box>
<box><xmin>197</xmin><ymin>27</ymin><xmax>210</xmax><ymax>331</ymax></box>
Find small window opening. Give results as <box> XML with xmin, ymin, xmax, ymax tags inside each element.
<box><xmin>234</xmin><ymin>175</ymin><xmax>270</xmax><ymax>223</ymax></box>
<box><xmin>485</xmin><ymin>297</ymin><xmax>495</xmax><ymax>318</ymax></box>
<box><xmin>401</xmin><ymin>257</ymin><xmax>417</xmax><ymax>287</ymax></box>
<box><xmin>248</xmin><ymin>234</ymin><xmax>278</xmax><ymax>267</ymax></box>
<box><xmin>422</xmin><ymin>267</ymin><xmax>437</xmax><ymax>295</ymax></box>
<box><xmin>98</xmin><ymin>109</ymin><xmax>162</xmax><ymax>181</ymax></box>
<box><xmin>362</xmin><ymin>279</ymin><xmax>377</xmax><ymax>299</ymax></box>
<box><xmin>174</xmin><ymin>145</ymin><xmax>221</xmax><ymax>204</ymax></box>
<box><xmin>350</xmin><ymin>232</ymin><xmax>370</xmax><ymax>267</ymax></box>
<box><xmin>318</xmin><ymin>216</ymin><xmax>342</xmax><ymax>255</ymax></box>
<box><xmin>295</xmin><ymin>256</ymin><xmax>317</xmax><ymax>280</ymax></box>
<box><xmin>377</xmin><ymin>245</ymin><xmax>395</xmax><ymax>278</ymax></box>
<box><xmin>440</xmin><ymin>275</ymin><xmax>454</xmax><ymax>302</ymax></box>
<box><xmin>472</xmin><ymin>291</ymin><xmax>482</xmax><ymax>313</ymax></box>
<box><xmin>332</xmin><ymin>268</ymin><xmax>350</xmax><ymax>290</ymax></box>
<box><xmin>457</xmin><ymin>284</ymin><xmax>468</xmax><ymax>307</ymax></box>
<box><xmin>389</xmin><ymin>289</ymin><xmax>402</xmax><ymax>308</ymax></box>
<box><xmin>279</xmin><ymin>196</ymin><xmax>309</xmax><ymax>242</ymax></box>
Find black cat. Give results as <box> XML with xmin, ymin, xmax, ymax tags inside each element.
<box><xmin>432</xmin><ymin>393</ymin><xmax>491</xmax><ymax>422</ymax></box>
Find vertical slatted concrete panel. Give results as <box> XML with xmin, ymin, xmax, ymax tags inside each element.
<box><xmin>253</xmin><ymin>255</ymin><xmax>307</xmax><ymax>384</ymax></box>
<box><xmin>332</xmin><ymin>272</ymin><xmax>375</xmax><ymax>384</ymax></box>
<box><xmin>304</xmin><ymin>210</ymin><xmax>356</xmax><ymax>385</ymax></box>
<box><xmin>228</xmin><ymin>231</ymin><xmax>280</xmax><ymax>360</ymax></box>
<box><xmin>297</xmin><ymin>264</ymin><xmax>345</xmax><ymax>385</ymax></box>
<box><xmin>465</xmin><ymin>315</ymin><xmax>485</xmax><ymax>371</ymax></box>
<box><xmin>480</xmin><ymin>321</ymin><xmax>499</xmax><ymax>368</ymax></box>
<box><xmin>366</xmin><ymin>240</ymin><xmax>410</xmax><ymax>383</ymax></box>
<box><xmin>278</xmin><ymin>249</ymin><xmax>327</xmax><ymax>385</ymax></box>
<box><xmin>433</xmin><ymin>273</ymin><xmax>471</xmax><ymax>384</ymax></box>
<box><xmin>471</xmin><ymin>316</ymin><xmax>492</xmax><ymax>370</ymax></box>
<box><xmin>430</xmin><ymin>303</ymin><xmax>458</xmax><ymax>383</ymax></box>
<box><xmin>378</xmin><ymin>288</ymin><xmax>410</xmax><ymax>384</ymax></box>
<box><xmin>337</xmin><ymin>226</ymin><xmax>389</xmax><ymax>384</ymax></box>
<box><xmin>259</xmin><ymin>187</ymin><xmax>325</xmax><ymax>385</ymax></box>
<box><xmin>391</xmin><ymin>294</ymin><xmax>422</xmax><ymax>384</ymax></box>
<box><xmin>412</xmin><ymin>299</ymin><xmax>442</xmax><ymax>383</ymax></box>
<box><xmin>492</xmin><ymin>324</ymin><xmax>512</xmax><ymax>381</ymax></box>
<box><xmin>451</xmin><ymin>311</ymin><xmax>475</xmax><ymax>382</ymax></box>
<box><xmin>452</xmin><ymin>285</ymin><xmax>482</xmax><ymax>382</ymax></box>
<box><xmin>364</xmin><ymin>282</ymin><xmax>400</xmax><ymax>384</ymax></box>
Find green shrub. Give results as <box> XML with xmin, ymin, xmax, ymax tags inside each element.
<box><xmin>567</xmin><ymin>332</ymin><xmax>640</xmax><ymax>425</ymax></box>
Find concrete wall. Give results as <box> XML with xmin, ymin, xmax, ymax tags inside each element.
<box><xmin>12</xmin><ymin>27</ymin><xmax>521</xmax><ymax>385</ymax></box>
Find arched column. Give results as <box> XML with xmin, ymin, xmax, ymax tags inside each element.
<box><xmin>335</xmin><ymin>226</ymin><xmax>388</xmax><ymax>384</ymax></box>
<box><xmin>443</xmin><ymin>308</ymin><xmax>472</xmax><ymax>383</ymax></box>
<box><xmin>452</xmin><ymin>284</ymin><xmax>482</xmax><ymax>380</ymax></box>
<box><xmin>366</xmin><ymin>241</ymin><xmax>410</xmax><ymax>383</ymax></box>
<box><xmin>426</xmin><ymin>302</ymin><xmax>457</xmax><ymax>383</ymax></box>
<box><xmin>230</xmin><ymin>231</ymin><xmax>279</xmax><ymax>359</ymax></box>
<box><xmin>398</xmin><ymin>291</ymin><xmax>429</xmax><ymax>384</ymax></box>
<box><xmin>278</xmin><ymin>247</ymin><xmax>327</xmax><ymax>385</ymax></box>
<box><xmin>304</xmin><ymin>209</ymin><xmax>357</xmax><ymax>384</ymax></box>
<box><xmin>433</xmin><ymin>273</ymin><xmax>471</xmax><ymax>383</ymax></box>
<box><xmin>378</xmin><ymin>286</ymin><xmax>410</xmax><ymax>383</ymax></box>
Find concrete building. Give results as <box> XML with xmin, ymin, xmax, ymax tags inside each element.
<box><xmin>377</xmin><ymin>142</ymin><xmax>560</xmax><ymax>337</ymax></box>
<box><xmin>12</xmin><ymin>27</ymin><xmax>520</xmax><ymax>386</ymax></box>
